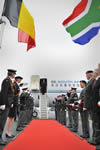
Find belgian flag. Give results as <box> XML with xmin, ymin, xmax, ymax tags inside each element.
<box><xmin>2</xmin><ymin>0</ymin><xmax>36</xmax><ymax>51</ymax></box>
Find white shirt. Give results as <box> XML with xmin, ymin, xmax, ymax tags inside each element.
<box><xmin>96</xmin><ymin>76</ymin><xmax>100</xmax><ymax>80</ymax></box>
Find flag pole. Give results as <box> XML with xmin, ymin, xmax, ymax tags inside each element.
<box><xmin>0</xmin><ymin>0</ymin><xmax>6</xmax><ymax>49</ymax></box>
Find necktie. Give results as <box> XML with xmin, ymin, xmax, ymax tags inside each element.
<box><xmin>93</xmin><ymin>79</ymin><xmax>96</xmax><ymax>86</ymax></box>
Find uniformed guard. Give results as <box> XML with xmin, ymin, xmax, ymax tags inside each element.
<box><xmin>53</xmin><ymin>98</ymin><xmax>58</xmax><ymax>120</ymax></box>
<box><xmin>6</xmin><ymin>76</ymin><xmax>23</xmax><ymax>138</ymax></box>
<box><xmin>55</xmin><ymin>96</ymin><xmax>62</xmax><ymax>123</ymax></box>
<box><xmin>66</xmin><ymin>90</ymin><xmax>72</xmax><ymax>128</ymax></box>
<box><xmin>0</xmin><ymin>69</ymin><xmax>16</xmax><ymax>145</ymax></box>
<box><xmin>60</xmin><ymin>95</ymin><xmax>67</xmax><ymax>125</ymax></box>
<box><xmin>16</xmin><ymin>87</ymin><xmax>28</xmax><ymax>131</ymax></box>
<box><xmin>25</xmin><ymin>92</ymin><xmax>34</xmax><ymax>124</ymax></box>
<box><xmin>67</xmin><ymin>88</ymin><xmax>79</xmax><ymax>132</ymax></box>
<box><xmin>78</xmin><ymin>80</ymin><xmax>90</xmax><ymax>139</ymax></box>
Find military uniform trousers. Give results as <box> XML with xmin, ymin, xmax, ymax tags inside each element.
<box><xmin>72</xmin><ymin>110</ymin><xmax>78</xmax><ymax>131</ymax></box>
<box><xmin>68</xmin><ymin>108</ymin><xmax>72</xmax><ymax>128</ymax></box>
<box><xmin>55</xmin><ymin>109</ymin><xmax>57</xmax><ymax>120</ymax></box>
<box><xmin>80</xmin><ymin>110</ymin><xmax>89</xmax><ymax>137</ymax></box>
<box><xmin>56</xmin><ymin>109</ymin><xmax>61</xmax><ymax>123</ymax></box>
<box><xmin>17</xmin><ymin>110</ymin><xmax>27</xmax><ymax>128</ymax></box>
<box><xmin>59</xmin><ymin>110</ymin><xmax>66</xmax><ymax>125</ymax></box>
<box><xmin>0</xmin><ymin>108</ymin><xmax>10</xmax><ymax>138</ymax></box>
<box><xmin>25</xmin><ymin>109</ymin><xmax>33</xmax><ymax>124</ymax></box>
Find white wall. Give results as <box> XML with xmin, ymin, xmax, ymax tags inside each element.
<box><xmin>0</xmin><ymin>0</ymin><xmax>100</xmax><ymax>87</ymax></box>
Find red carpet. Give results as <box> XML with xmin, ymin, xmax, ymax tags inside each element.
<box><xmin>4</xmin><ymin>120</ymin><xmax>96</xmax><ymax>150</ymax></box>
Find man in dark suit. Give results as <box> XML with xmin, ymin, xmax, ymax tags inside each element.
<box><xmin>83</xmin><ymin>70</ymin><xmax>94</xmax><ymax>112</ymax></box>
<box><xmin>0</xmin><ymin>69</ymin><xmax>16</xmax><ymax>145</ymax></box>
<box><xmin>83</xmin><ymin>70</ymin><xmax>97</xmax><ymax>141</ymax></box>
<box><xmin>6</xmin><ymin>76</ymin><xmax>23</xmax><ymax>138</ymax></box>
<box><xmin>88</xmin><ymin>69</ymin><xmax>100</xmax><ymax>145</ymax></box>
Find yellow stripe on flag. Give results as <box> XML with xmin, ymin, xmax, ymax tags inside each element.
<box><xmin>18</xmin><ymin>2</ymin><xmax>35</xmax><ymax>40</ymax></box>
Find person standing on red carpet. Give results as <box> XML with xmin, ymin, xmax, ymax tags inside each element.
<box><xmin>0</xmin><ymin>69</ymin><xmax>16</xmax><ymax>145</ymax></box>
<box><xmin>16</xmin><ymin>88</ymin><xmax>29</xmax><ymax>131</ymax></box>
<box><xmin>67</xmin><ymin>88</ymin><xmax>79</xmax><ymax>132</ymax></box>
<box><xmin>6</xmin><ymin>76</ymin><xmax>23</xmax><ymax>138</ymax></box>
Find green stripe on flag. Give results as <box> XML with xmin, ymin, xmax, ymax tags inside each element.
<box><xmin>66</xmin><ymin>0</ymin><xmax>100</xmax><ymax>37</ymax></box>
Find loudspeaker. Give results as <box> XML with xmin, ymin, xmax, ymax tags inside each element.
<box><xmin>40</xmin><ymin>78</ymin><xmax>47</xmax><ymax>94</ymax></box>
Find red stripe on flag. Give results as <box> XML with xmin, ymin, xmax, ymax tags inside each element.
<box><xmin>62</xmin><ymin>0</ymin><xmax>88</xmax><ymax>26</ymax></box>
<box><xmin>18</xmin><ymin>29</ymin><xmax>36</xmax><ymax>51</ymax></box>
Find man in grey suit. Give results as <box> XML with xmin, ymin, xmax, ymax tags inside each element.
<box><xmin>79</xmin><ymin>80</ymin><xmax>89</xmax><ymax>138</ymax></box>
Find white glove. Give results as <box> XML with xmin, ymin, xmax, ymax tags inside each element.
<box><xmin>83</xmin><ymin>107</ymin><xmax>87</xmax><ymax>111</ymax></box>
<box><xmin>0</xmin><ymin>105</ymin><xmax>6</xmax><ymax>110</ymax></box>
<box><xmin>78</xmin><ymin>100</ymin><xmax>82</xmax><ymax>104</ymax></box>
<box><xmin>11</xmin><ymin>104</ymin><xmax>13</xmax><ymax>108</ymax></box>
<box><xmin>71</xmin><ymin>103</ymin><xmax>74</xmax><ymax>106</ymax></box>
<box><xmin>98</xmin><ymin>101</ymin><xmax>100</xmax><ymax>107</ymax></box>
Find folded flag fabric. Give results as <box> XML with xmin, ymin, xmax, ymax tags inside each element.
<box><xmin>62</xmin><ymin>0</ymin><xmax>100</xmax><ymax>45</ymax></box>
<box><xmin>2</xmin><ymin>0</ymin><xmax>36</xmax><ymax>51</ymax></box>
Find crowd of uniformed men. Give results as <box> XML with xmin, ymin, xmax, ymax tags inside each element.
<box><xmin>0</xmin><ymin>69</ymin><xmax>34</xmax><ymax>145</ymax></box>
<box><xmin>53</xmin><ymin>69</ymin><xmax>100</xmax><ymax>146</ymax></box>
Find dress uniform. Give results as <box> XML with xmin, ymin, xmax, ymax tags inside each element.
<box><xmin>67</xmin><ymin>88</ymin><xmax>78</xmax><ymax>132</ymax></box>
<box><xmin>25</xmin><ymin>93</ymin><xmax>34</xmax><ymax>124</ymax></box>
<box><xmin>53</xmin><ymin>98</ymin><xmax>58</xmax><ymax>120</ymax></box>
<box><xmin>55</xmin><ymin>96</ymin><xmax>62</xmax><ymax>123</ymax></box>
<box><xmin>59</xmin><ymin>95</ymin><xmax>67</xmax><ymax>125</ymax></box>
<box><xmin>8</xmin><ymin>76</ymin><xmax>23</xmax><ymax>119</ymax></box>
<box><xmin>6</xmin><ymin>76</ymin><xmax>23</xmax><ymax>138</ymax></box>
<box><xmin>66</xmin><ymin>90</ymin><xmax>72</xmax><ymax>128</ymax></box>
<box><xmin>0</xmin><ymin>69</ymin><xmax>16</xmax><ymax>145</ymax></box>
<box><xmin>79</xmin><ymin>80</ymin><xmax>89</xmax><ymax>138</ymax></box>
<box><xmin>16</xmin><ymin>88</ymin><xmax>28</xmax><ymax>131</ymax></box>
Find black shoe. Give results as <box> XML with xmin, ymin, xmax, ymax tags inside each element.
<box><xmin>6</xmin><ymin>134</ymin><xmax>15</xmax><ymax>138</ymax></box>
<box><xmin>67</xmin><ymin>126</ymin><xmax>72</xmax><ymax>128</ymax></box>
<box><xmin>70</xmin><ymin>129</ymin><xmax>77</xmax><ymax>132</ymax></box>
<box><xmin>24</xmin><ymin>123</ymin><xmax>28</xmax><ymax>125</ymax></box>
<box><xmin>16</xmin><ymin>127</ymin><xmax>23</xmax><ymax>131</ymax></box>
<box><xmin>88</xmin><ymin>140</ymin><xmax>100</xmax><ymax>145</ymax></box>
<box><xmin>80</xmin><ymin>135</ymin><xmax>90</xmax><ymax>139</ymax></box>
<box><xmin>21</xmin><ymin>125</ymin><xmax>26</xmax><ymax>127</ymax></box>
<box><xmin>0</xmin><ymin>139</ymin><xmax>7</xmax><ymax>145</ymax></box>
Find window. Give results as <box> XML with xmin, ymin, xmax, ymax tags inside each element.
<box><xmin>51</xmin><ymin>84</ymin><xmax>54</xmax><ymax>87</ymax></box>
<box><xmin>73</xmin><ymin>84</ymin><xmax>75</xmax><ymax>87</ymax></box>
<box><xmin>77</xmin><ymin>84</ymin><xmax>80</xmax><ymax>87</ymax></box>
<box><xmin>64</xmin><ymin>84</ymin><xmax>67</xmax><ymax>87</ymax></box>
<box><xmin>56</xmin><ymin>84</ymin><xmax>58</xmax><ymax>87</ymax></box>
